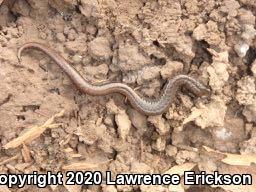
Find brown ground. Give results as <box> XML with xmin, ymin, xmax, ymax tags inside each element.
<box><xmin>0</xmin><ymin>0</ymin><xmax>256</xmax><ymax>192</ymax></box>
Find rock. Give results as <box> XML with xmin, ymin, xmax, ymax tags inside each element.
<box><xmin>115</xmin><ymin>110</ymin><xmax>131</xmax><ymax>140</ymax></box>
<box><xmin>234</xmin><ymin>24</ymin><xmax>256</xmax><ymax>58</ymax></box>
<box><xmin>160</xmin><ymin>60</ymin><xmax>183</xmax><ymax>79</ymax></box>
<box><xmin>72</xmin><ymin>54</ymin><xmax>83</xmax><ymax>64</ymax></box>
<box><xmin>88</xmin><ymin>37</ymin><xmax>112</xmax><ymax>60</ymax></box>
<box><xmin>234</xmin><ymin>42</ymin><xmax>250</xmax><ymax>57</ymax></box>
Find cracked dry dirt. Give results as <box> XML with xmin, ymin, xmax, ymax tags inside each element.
<box><xmin>0</xmin><ymin>0</ymin><xmax>256</xmax><ymax>191</ymax></box>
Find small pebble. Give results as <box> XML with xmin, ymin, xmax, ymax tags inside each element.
<box><xmin>72</xmin><ymin>54</ymin><xmax>83</xmax><ymax>64</ymax></box>
<box><xmin>234</xmin><ymin>42</ymin><xmax>249</xmax><ymax>57</ymax></box>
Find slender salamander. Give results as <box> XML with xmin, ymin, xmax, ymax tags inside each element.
<box><xmin>18</xmin><ymin>42</ymin><xmax>210</xmax><ymax>116</ymax></box>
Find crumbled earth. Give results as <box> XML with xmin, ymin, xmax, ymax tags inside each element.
<box><xmin>0</xmin><ymin>0</ymin><xmax>256</xmax><ymax>192</ymax></box>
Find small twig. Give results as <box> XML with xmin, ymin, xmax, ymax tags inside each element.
<box><xmin>3</xmin><ymin>110</ymin><xmax>65</xmax><ymax>149</ymax></box>
<box><xmin>0</xmin><ymin>154</ymin><xmax>20</xmax><ymax>166</ymax></box>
